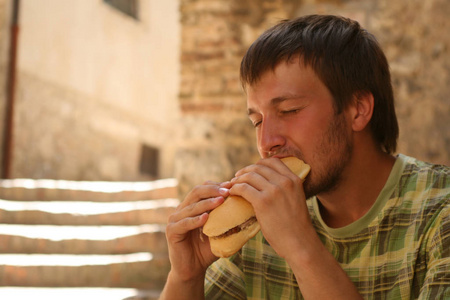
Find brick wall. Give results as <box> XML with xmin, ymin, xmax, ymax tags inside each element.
<box><xmin>175</xmin><ymin>0</ymin><xmax>301</xmax><ymax>196</ymax></box>
<box><xmin>374</xmin><ymin>0</ymin><xmax>450</xmax><ymax>165</ymax></box>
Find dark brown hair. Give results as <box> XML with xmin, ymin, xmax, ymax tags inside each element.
<box><xmin>240</xmin><ymin>15</ymin><xmax>399</xmax><ymax>154</ymax></box>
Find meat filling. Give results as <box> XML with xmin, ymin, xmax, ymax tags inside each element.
<box><xmin>212</xmin><ymin>216</ymin><xmax>257</xmax><ymax>240</ymax></box>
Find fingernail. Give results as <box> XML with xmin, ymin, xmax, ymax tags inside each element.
<box><xmin>219</xmin><ymin>188</ymin><xmax>229</xmax><ymax>195</ymax></box>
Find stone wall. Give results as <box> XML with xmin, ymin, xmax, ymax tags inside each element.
<box><xmin>176</xmin><ymin>0</ymin><xmax>301</xmax><ymax>196</ymax></box>
<box><xmin>0</xmin><ymin>0</ymin><xmax>10</xmax><ymax>169</ymax></box>
<box><xmin>1</xmin><ymin>0</ymin><xmax>181</xmax><ymax>181</ymax></box>
<box><xmin>374</xmin><ymin>0</ymin><xmax>450</xmax><ymax>165</ymax></box>
<box><xmin>1</xmin><ymin>0</ymin><xmax>448</xmax><ymax>190</ymax></box>
<box><xmin>176</xmin><ymin>0</ymin><xmax>450</xmax><ymax>196</ymax></box>
<box><xmin>13</xmin><ymin>72</ymin><xmax>152</xmax><ymax>180</ymax></box>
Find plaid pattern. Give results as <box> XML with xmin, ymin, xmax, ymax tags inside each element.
<box><xmin>204</xmin><ymin>154</ymin><xmax>450</xmax><ymax>299</ymax></box>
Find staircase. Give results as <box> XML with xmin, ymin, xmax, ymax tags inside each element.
<box><xmin>0</xmin><ymin>178</ymin><xmax>180</xmax><ymax>300</ymax></box>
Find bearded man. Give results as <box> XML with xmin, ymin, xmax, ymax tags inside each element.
<box><xmin>160</xmin><ymin>15</ymin><xmax>450</xmax><ymax>299</ymax></box>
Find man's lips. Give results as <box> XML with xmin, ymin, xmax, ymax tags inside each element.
<box><xmin>263</xmin><ymin>148</ymin><xmax>304</xmax><ymax>161</ymax></box>
<box><xmin>271</xmin><ymin>153</ymin><xmax>307</xmax><ymax>164</ymax></box>
<box><xmin>272</xmin><ymin>155</ymin><xmax>292</xmax><ymax>159</ymax></box>
<box><xmin>264</xmin><ymin>149</ymin><xmax>286</xmax><ymax>158</ymax></box>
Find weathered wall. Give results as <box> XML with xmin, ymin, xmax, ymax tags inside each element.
<box><xmin>0</xmin><ymin>0</ymin><xmax>10</xmax><ymax>167</ymax></box>
<box><xmin>374</xmin><ymin>0</ymin><xmax>450</xmax><ymax>165</ymax></box>
<box><xmin>7</xmin><ymin>0</ymin><xmax>181</xmax><ymax>180</ymax></box>
<box><xmin>1</xmin><ymin>0</ymin><xmax>448</xmax><ymax>190</ymax></box>
<box><xmin>176</xmin><ymin>0</ymin><xmax>450</xmax><ymax>196</ymax></box>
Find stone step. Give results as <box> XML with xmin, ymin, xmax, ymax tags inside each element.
<box><xmin>0</xmin><ymin>224</ymin><xmax>168</xmax><ymax>254</ymax></box>
<box><xmin>0</xmin><ymin>207</ymin><xmax>175</xmax><ymax>225</ymax></box>
<box><xmin>0</xmin><ymin>198</ymin><xmax>179</xmax><ymax>225</ymax></box>
<box><xmin>0</xmin><ymin>179</ymin><xmax>176</xmax><ymax>293</ymax></box>
<box><xmin>0</xmin><ymin>287</ymin><xmax>161</xmax><ymax>300</ymax></box>
<box><xmin>0</xmin><ymin>232</ymin><xmax>168</xmax><ymax>255</ymax></box>
<box><xmin>0</xmin><ymin>256</ymin><xmax>170</xmax><ymax>289</ymax></box>
<box><xmin>0</xmin><ymin>178</ymin><xmax>178</xmax><ymax>201</ymax></box>
<box><xmin>0</xmin><ymin>252</ymin><xmax>154</xmax><ymax>266</ymax></box>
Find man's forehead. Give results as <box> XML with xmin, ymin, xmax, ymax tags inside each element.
<box><xmin>247</xmin><ymin>94</ymin><xmax>307</xmax><ymax>115</ymax></box>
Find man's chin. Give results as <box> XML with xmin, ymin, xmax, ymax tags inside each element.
<box><xmin>304</xmin><ymin>177</ymin><xmax>340</xmax><ymax>200</ymax></box>
<box><xmin>303</xmin><ymin>181</ymin><xmax>315</xmax><ymax>200</ymax></box>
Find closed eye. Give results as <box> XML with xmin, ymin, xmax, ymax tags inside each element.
<box><xmin>248</xmin><ymin>112</ymin><xmax>262</xmax><ymax>128</ymax></box>
<box><xmin>252</xmin><ymin>120</ymin><xmax>262</xmax><ymax>128</ymax></box>
<box><xmin>280</xmin><ymin>108</ymin><xmax>302</xmax><ymax>116</ymax></box>
<box><xmin>282</xmin><ymin>109</ymin><xmax>300</xmax><ymax>114</ymax></box>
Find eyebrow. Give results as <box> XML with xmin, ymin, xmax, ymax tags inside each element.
<box><xmin>247</xmin><ymin>95</ymin><xmax>304</xmax><ymax>116</ymax></box>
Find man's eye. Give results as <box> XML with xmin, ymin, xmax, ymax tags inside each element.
<box><xmin>249</xmin><ymin>118</ymin><xmax>262</xmax><ymax>127</ymax></box>
<box><xmin>282</xmin><ymin>109</ymin><xmax>300</xmax><ymax>115</ymax></box>
<box><xmin>252</xmin><ymin>120</ymin><xmax>262</xmax><ymax>128</ymax></box>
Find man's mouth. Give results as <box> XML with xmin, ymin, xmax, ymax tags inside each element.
<box><xmin>265</xmin><ymin>149</ymin><xmax>288</xmax><ymax>158</ymax></box>
<box><xmin>263</xmin><ymin>148</ymin><xmax>305</xmax><ymax>161</ymax></box>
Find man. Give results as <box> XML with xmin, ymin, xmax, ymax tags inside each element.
<box><xmin>160</xmin><ymin>15</ymin><xmax>449</xmax><ymax>299</ymax></box>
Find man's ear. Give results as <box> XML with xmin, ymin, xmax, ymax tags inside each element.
<box><xmin>351</xmin><ymin>92</ymin><xmax>374</xmax><ymax>132</ymax></box>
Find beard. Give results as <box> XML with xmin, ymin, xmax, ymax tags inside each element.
<box><xmin>303</xmin><ymin>112</ymin><xmax>353</xmax><ymax>199</ymax></box>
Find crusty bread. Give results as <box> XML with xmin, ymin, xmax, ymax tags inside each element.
<box><xmin>280</xmin><ymin>156</ymin><xmax>311</xmax><ymax>180</ymax></box>
<box><xmin>203</xmin><ymin>195</ymin><xmax>256</xmax><ymax>237</ymax></box>
<box><xmin>203</xmin><ymin>157</ymin><xmax>310</xmax><ymax>258</ymax></box>
<box><xmin>208</xmin><ymin>220</ymin><xmax>260</xmax><ymax>258</ymax></box>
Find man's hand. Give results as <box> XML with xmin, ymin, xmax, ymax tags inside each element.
<box><xmin>160</xmin><ymin>181</ymin><xmax>229</xmax><ymax>299</ymax></box>
<box><xmin>230</xmin><ymin>157</ymin><xmax>313</xmax><ymax>259</ymax></box>
<box><xmin>230</xmin><ymin>157</ymin><xmax>363</xmax><ymax>299</ymax></box>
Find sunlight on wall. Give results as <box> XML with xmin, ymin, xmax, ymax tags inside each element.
<box><xmin>0</xmin><ymin>198</ymin><xmax>180</xmax><ymax>214</ymax></box>
<box><xmin>0</xmin><ymin>178</ymin><xmax>178</xmax><ymax>193</ymax></box>
<box><xmin>0</xmin><ymin>252</ymin><xmax>153</xmax><ymax>266</ymax></box>
<box><xmin>0</xmin><ymin>224</ymin><xmax>163</xmax><ymax>240</ymax></box>
<box><xmin>0</xmin><ymin>287</ymin><xmax>158</xmax><ymax>300</ymax></box>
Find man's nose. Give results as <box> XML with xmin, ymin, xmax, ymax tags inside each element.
<box><xmin>258</xmin><ymin>118</ymin><xmax>285</xmax><ymax>158</ymax></box>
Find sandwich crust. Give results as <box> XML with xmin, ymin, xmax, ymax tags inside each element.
<box><xmin>203</xmin><ymin>157</ymin><xmax>311</xmax><ymax>258</ymax></box>
<box><xmin>208</xmin><ymin>220</ymin><xmax>261</xmax><ymax>258</ymax></box>
<box><xmin>281</xmin><ymin>157</ymin><xmax>311</xmax><ymax>180</ymax></box>
<box><xmin>203</xmin><ymin>195</ymin><xmax>254</xmax><ymax>237</ymax></box>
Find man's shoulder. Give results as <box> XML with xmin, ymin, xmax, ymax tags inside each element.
<box><xmin>396</xmin><ymin>154</ymin><xmax>449</xmax><ymax>218</ymax></box>
<box><xmin>397</xmin><ymin>154</ymin><xmax>450</xmax><ymax>190</ymax></box>
<box><xmin>399</xmin><ymin>153</ymin><xmax>449</xmax><ymax>172</ymax></box>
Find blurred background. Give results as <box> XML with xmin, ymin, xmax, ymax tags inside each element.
<box><xmin>0</xmin><ymin>0</ymin><xmax>448</xmax><ymax>299</ymax></box>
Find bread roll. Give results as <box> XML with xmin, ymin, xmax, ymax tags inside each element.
<box><xmin>203</xmin><ymin>157</ymin><xmax>310</xmax><ymax>258</ymax></box>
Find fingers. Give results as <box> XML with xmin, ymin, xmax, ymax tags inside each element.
<box><xmin>170</xmin><ymin>195</ymin><xmax>224</xmax><ymax>224</ymax></box>
<box><xmin>167</xmin><ymin>211</ymin><xmax>209</xmax><ymax>238</ymax></box>
<box><xmin>232</xmin><ymin>159</ymin><xmax>293</xmax><ymax>192</ymax></box>
<box><xmin>230</xmin><ymin>157</ymin><xmax>305</xmax><ymax>206</ymax></box>
<box><xmin>167</xmin><ymin>183</ymin><xmax>228</xmax><ymax>239</ymax></box>
<box><xmin>231</xmin><ymin>169</ymin><xmax>268</xmax><ymax>193</ymax></box>
<box><xmin>166</xmin><ymin>196</ymin><xmax>223</xmax><ymax>245</ymax></box>
<box><xmin>235</xmin><ymin>157</ymin><xmax>297</xmax><ymax>179</ymax></box>
<box><xmin>180</xmin><ymin>183</ymin><xmax>229</xmax><ymax>209</ymax></box>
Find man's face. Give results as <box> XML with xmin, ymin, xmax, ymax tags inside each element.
<box><xmin>246</xmin><ymin>58</ymin><xmax>353</xmax><ymax>198</ymax></box>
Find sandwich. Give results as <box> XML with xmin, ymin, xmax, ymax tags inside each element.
<box><xmin>202</xmin><ymin>157</ymin><xmax>311</xmax><ymax>258</ymax></box>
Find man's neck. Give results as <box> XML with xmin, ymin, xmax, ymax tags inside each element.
<box><xmin>316</xmin><ymin>148</ymin><xmax>396</xmax><ymax>229</ymax></box>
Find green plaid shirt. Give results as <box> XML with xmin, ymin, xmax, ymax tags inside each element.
<box><xmin>204</xmin><ymin>154</ymin><xmax>450</xmax><ymax>299</ymax></box>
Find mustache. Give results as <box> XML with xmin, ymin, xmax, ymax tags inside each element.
<box><xmin>262</xmin><ymin>148</ymin><xmax>304</xmax><ymax>160</ymax></box>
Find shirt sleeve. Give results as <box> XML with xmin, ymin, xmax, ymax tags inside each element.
<box><xmin>204</xmin><ymin>254</ymin><xmax>247</xmax><ymax>300</ymax></box>
<box><xmin>418</xmin><ymin>205</ymin><xmax>450</xmax><ymax>299</ymax></box>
